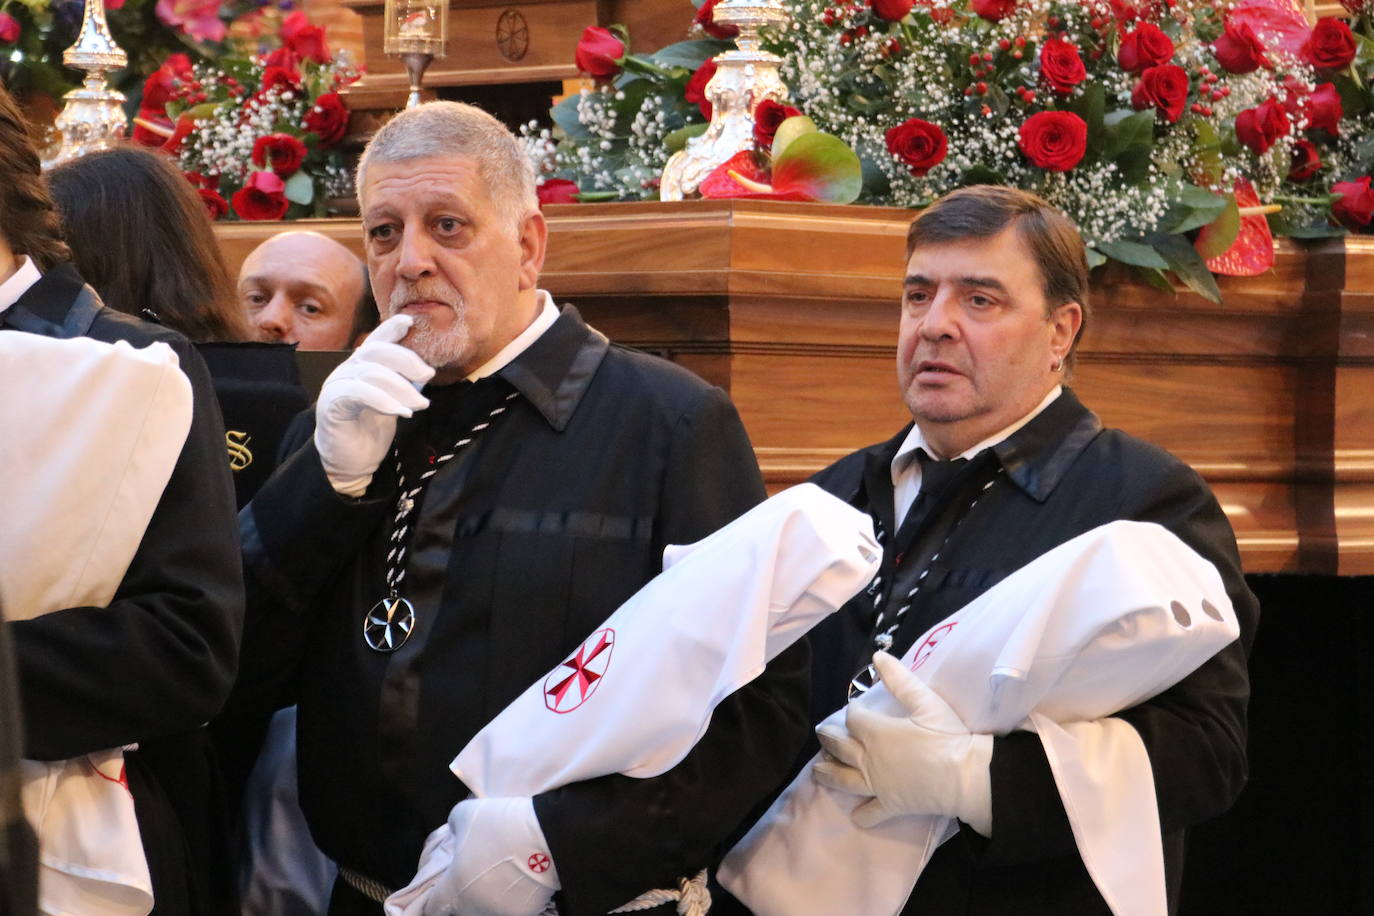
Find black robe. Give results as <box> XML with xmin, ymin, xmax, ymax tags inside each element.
<box><xmin>228</xmin><ymin>305</ymin><xmax>811</xmax><ymax>915</ymax></box>
<box><xmin>0</xmin><ymin>264</ymin><xmax>244</xmax><ymax>915</ymax></box>
<box><xmin>801</xmin><ymin>388</ymin><xmax>1259</xmax><ymax>915</ymax></box>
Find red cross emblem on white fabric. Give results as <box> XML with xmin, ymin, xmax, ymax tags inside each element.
<box><xmin>911</xmin><ymin>621</ymin><xmax>957</xmax><ymax>671</ymax></box>
<box><xmin>544</xmin><ymin>628</ymin><xmax>615</xmax><ymax>714</ymax></box>
<box><xmin>527</xmin><ymin>853</ymin><xmax>551</xmax><ymax>874</ymax></box>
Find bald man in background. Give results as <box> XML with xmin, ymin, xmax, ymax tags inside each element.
<box><xmin>239</xmin><ymin>231</ymin><xmax>376</xmax><ymax>350</ymax></box>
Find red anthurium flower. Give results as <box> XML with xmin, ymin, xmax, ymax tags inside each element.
<box><xmin>1040</xmin><ymin>37</ymin><xmax>1087</xmax><ymax>95</ymax></box>
<box><xmin>885</xmin><ymin>117</ymin><xmax>948</xmax><ymax>176</ymax></box>
<box><xmin>1199</xmin><ymin>178</ymin><xmax>1274</xmax><ymax>276</ymax></box>
<box><xmin>1302</xmin><ymin>18</ymin><xmax>1356</xmax><ymax>71</ymax></box>
<box><xmin>695</xmin><ymin>0</ymin><xmax>740</xmax><ymax>38</ymax></box>
<box><xmin>1234</xmin><ymin>97</ymin><xmax>1288</xmax><ymax>154</ymax></box>
<box><xmin>1018</xmin><ymin>111</ymin><xmax>1087</xmax><ymax>171</ymax></box>
<box><xmin>251</xmin><ymin>133</ymin><xmax>308</xmax><ymax>177</ymax></box>
<box><xmin>1130</xmin><ymin>64</ymin><xmax>1189</xmax><ymax>123</ymax></box>
<box><xmin>1288</xmin><ymin>139</ymin><xmax>1321</xmax><ymax>181</ymax></box>
<box><xmin>536</xmin><ymin>179</ymin><xmax>581</xmax><ymax>206</ymax></box>
<box><xmin>1332</xmin><ymin>176</ymin><xmax>1374</xmax><ymax>229</ymax></box>
<box><xmin>1307</xmin><ymin>82</ymin><xmax>1342</xmax><ymax>136</ymax></box>
<box><xmin>1117</xmin><ymin>23</ymin><xmax>1174</xmax><ymax>73</ymax></box>
<box><xmin>685</xmin><ymin>59</ymin><xmax>717</xmax><ymax>120</ymax></box>
<box><xmin>575</xmin><ymin>26</ymin><xmax>626</xmax><ymax>79</ymax></box>
<box><xmin>232</xmin><ymin>170</ymin><xmax>290</xmax><ymax>221</ymax></box>
<box><xmin>1212</xmin><ymin>20</ymin><xmax>1268</xmax><ymax>74</ymax></box>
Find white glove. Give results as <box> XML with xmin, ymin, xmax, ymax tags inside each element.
<box><xmin>814</xmin><ymin>651</ymin><xmax>993</xmax><ymax>835</ymax></box>
<box><xmin>314</xmin><ymin>314</ymin><xmax>435</xmax><ymax>498</ymax></box>
<box><xmin>421</xmin><ymin>796</ymin><xmax>559</xmax><ymax>916</ymax></box>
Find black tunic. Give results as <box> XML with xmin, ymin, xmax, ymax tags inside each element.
<box><xmin>230</xmin><ymin>305</ymin><xmax>811</xmax><ymax>915</ymax></box>
<box><xmin>1</xmin><ymin>263</ymin><xmax>245</xmax><ymax>915</ymax></box>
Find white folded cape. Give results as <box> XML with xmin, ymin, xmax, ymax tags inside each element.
<box><xmin>0</xmin><ymin>331</ymin><xmax>193</xmax><ymax>916</ymax></box>
<box><xmin>719</xmin><ymin>519</ymin><xmax>1240</xmax><ymax>916</ymax></box>
<box><xmin>385</xmin><ymin>483</ymin><xmax>881</xmax><ymax>914</ymax></box>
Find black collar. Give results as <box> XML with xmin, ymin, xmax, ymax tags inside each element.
<box><xmin>0</xmin><ymin>262</ymin><xmax>103</xmax><ymax>339</ymax></box>
<box><xmin>495</xmin><ymin>304</ymin><xmax>609</xmax><ymax>432</ymax></box>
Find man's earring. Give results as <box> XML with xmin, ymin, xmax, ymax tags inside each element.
<box><xmin>1052</xmin><ymin>356</ymin><xmax>1065</xmax><ymax>373</ymax></box>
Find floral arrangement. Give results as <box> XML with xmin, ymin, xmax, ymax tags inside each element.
<box><xmin>535</xmin><ymin>0</ymin><xmax>1374</xmax><ymax>297</ymax></box>
<box><xmin>133</xmin><ymin>12</ymin><xmax>359</xmax><ymax>220</ymax></box>
<box><xmin>0</xmin><ymin>0</ymin><xmax>294</xmax><ymax>101</ymax></box>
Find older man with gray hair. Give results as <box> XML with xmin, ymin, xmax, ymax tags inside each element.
<box><xmin>226</xmin><ymin>101</ymin><xmax>810</xmax><ymax>916</ymax></box>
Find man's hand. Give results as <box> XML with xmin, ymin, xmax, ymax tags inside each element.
<box><xmin>814</xmin><ymin>651</ymin><xmax>993</xmax><ymax>835</ymax></box>
<box><xmin>315</xmin><ymin>314</ymin><xmax>435</xmax><ymax>498</ymax></box>
<box><xmin>422</xmin><ymin>797</ymin><xmax>559</xmax><ymax>916</ymax></box>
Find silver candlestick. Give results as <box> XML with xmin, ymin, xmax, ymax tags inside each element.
<box><xmin>41</xmin><ymin>0</ymin><xmax>129</xmax><ymax>169</ymax></box>
<box><xmin>660</xmin><ymin>0</ymin><xmax>791</xmax><ymax>201</ymax></box>
<box><xmin>384</xmin><ymin>0</ymin><xmax>448</xmax><ymax>109</ymax></box>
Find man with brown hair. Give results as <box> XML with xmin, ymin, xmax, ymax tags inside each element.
<box><xmin>0</xmin><ymin>84</ymin><xmax>243</xmax><ymax>913</ymax></box>
<box><xmin>794</xmin><ymin>185</ymin><xmax>1258</xmax><ymax>913</ymax></box>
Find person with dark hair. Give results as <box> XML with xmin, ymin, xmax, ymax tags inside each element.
<box><xmin>0</xmin><ymin>84</ymin><xmax>244</xmax><ymax>914</ymax></box>
<box><xmin>239</xmin><ymin>230</ymin><xmax>377</xmax><ymax>350</ymax></box>
<box><xmin>47</xmin><ymin>145</ymin><xmax>251</xmax><ymax>343</ymax></box>
<box><xmin>769</xmin><ymin>185</ymin><xmax>1258</xmax><ymax>914</ymax></box>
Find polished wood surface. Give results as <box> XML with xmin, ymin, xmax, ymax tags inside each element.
<box><xmin>214</xmin><ymin>203</ymin><xmax>1374</xmax><ymax>573</ymax></box>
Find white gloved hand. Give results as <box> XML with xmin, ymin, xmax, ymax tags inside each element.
<box><xmin>814</xmin><ymin>651</ymin><xmax>993</xmax><ymax>835</ymax></box>
<box><xmin>314</xmin><ymin>314</ymin><xmax>435</xmax><ymax>498</ymax></box>
<box><xmin>421</xmin><ymin>797</ymin><xmax>559</xmax><ymax>916</ymax></box>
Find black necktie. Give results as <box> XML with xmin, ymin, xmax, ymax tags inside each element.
<box><xmin>915</xmin><ymin>449</ymin><xmax>969</xmax><ymax>501</ymax></box>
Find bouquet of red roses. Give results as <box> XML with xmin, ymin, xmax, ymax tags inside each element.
<box><xmin>133</xmin><ymin>12</ymin><xmax>360</xmax><ymax>221</ymax></box>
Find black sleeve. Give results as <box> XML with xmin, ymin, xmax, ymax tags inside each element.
<box><xmin>11</xmin><ymin>341</ymin><xmax>246</xmax><ymax>760</ymax></box>
<box><xmin>535</xmin><ymin>387</ymin><xmax>815</xmax><ymax>916</ymax></box>
<box><xmin>978</xmin><ymin>462</ymin><xmax>1257</xmax><ymax>866</ymax></box>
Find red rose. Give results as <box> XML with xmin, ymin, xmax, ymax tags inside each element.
<box><xmin>1302</xmin><ymin>18</ymin><xmax>1356</xmax><ymax>71</ymax></box>
<box><xmin>685</xmin><ymin>59</ymin><xmax>717</xmax><ymax>120</ymax></box>
<box><xmin>1235</xmin><ymin>97</ymin><xmax>1288</xmax><ymax>154</ymax></box>
<box><xmin>753</xmin><ymin>99</ymin><xmax>804</xmax><ymax>149</ymax></box>
<box><xmin>231</xmin><ymin>170</ymin><xmax>290</xmax><ymax>221</ymax></box>
<box><xmin>1040</xmin><ymin>37</ymin><xmax>1087</xmax><ymax>95</ymax></box>
<box><xmin>281</xmin><ymin>11</ymin><xmax>330</xmax><ymax>64</ymax></box>
<box><xmin>0</xmin><ymin>13</ymin><xmax>18</xmax><ymax>42</ymax></box>
<box><xmin>885</xmin><ymin>117</ymin><xmax>948</xmax><ymax>176</ymax></box>
<box><xmin>1117</xmin><ymin>23</ymin><xmax>1174</xmax><ymax>73</ymax></box>
<box><xmin>695</xmin><ymin>0</ymin><xmax>739</xmax><ymax>39</ymax></box>
<box><xmin>971</xmin><ymin>0</ymin><xmax>1016</xmax><ymax>20</ymax></box>
<box><xmin>1332</xmin><ymin>176</ymin><xmax>1374</xmax><ymax>228</ymax></box>
<box><xmin>575</xmin><ymin>26</ymin><xmax>625</xmax><ymax>79</ymax></box>
<box><xmin>142</xmin><ymin>53</ymin><xmax>193</xmax><ymax>109</ymax></box>
<box><xmin>1130</xmin><ymin>64</ymin><xmax>1189</xmax><ymax>123</ymax></box>
<box><xmin>1288</xmin><ymin>139</ymin><xmax>1321</xmax><ymax>180</ymax></box>
<box><xmin>1212</xmin><ymin>21</ymin><xmax>1268</xmax><ymax>74</ymax></box>
<box><xmin>264</xmin><ymin>47</ymin><xmax>301</xmax><ymax>81</ymax></box>
<box><xmin>304</xmin><ymin>92</ymin><xmax>349</xmax><ymax>147</ymax></box>
<box><xmin>199</xmin><ymin>188</ymin><xmax>229</xmax><ymax>220</ymax></box>
<box><xmin>1018</xmin><ymin>111</ymin><xmax>1087</xmax><ymax>171</ymax></box>
<box><xmin>261</xmin><ymin>65</ymin><xmax>300</xmax><ymax>94</ymax></box>
<box><xmin>536</xmin><ymin>179</ymin><xmax>580</xmax><ymax>206</ymax></box>
<box><xmin>872</xmin><ymin>0</ymin><xmax>916</xmax><ymax>20</ymax></box>
<box><xmin>1307</xmin><ymin>81</ymin><xmax>1343</xmax><ymax>135</ymax></box>
<box><xmin>251</xmin><ymin>133</ymin><xmax>308</xmax><ymax>177</ymax></box>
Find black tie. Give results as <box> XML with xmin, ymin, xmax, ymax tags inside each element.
<box><xmin>915</xmin><ymin>449</ymin><xmax>969</xmax><ymax>502</ymax></box>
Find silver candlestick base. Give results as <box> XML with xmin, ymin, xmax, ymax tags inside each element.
<box><xmin>660</xmin><ymin>0</ymin><xmax>791</xmax><ymax>201</ymax></box>
<box><xmin>42</xmin><ymin>0</ymin><xmax>129</xmax><ymax>169</ymax></box>
<box><xmin>400</xmin><ymin>51</ymin><xmax>433</xmax><ymax>109</ymax></box>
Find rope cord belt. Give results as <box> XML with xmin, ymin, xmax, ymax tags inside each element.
<box><xmin>363</xmin><ymin>390</ymin><xmax>520</xmax><ymax>653</ymax></box>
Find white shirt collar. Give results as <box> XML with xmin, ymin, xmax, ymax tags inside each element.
<box><xmin>466</xmin><ymin>290</ymin><xmax>561</xmax><ymax>381</ymax></box>
<box><xmin>892</xmin><ymin>385</ymin><xmax>1063</xmax><ymax>482</ymax></box>
<box><xmin>0</xmin><ymin>256</ymin><xmax>42</xmax><ymax>315</ymax></box>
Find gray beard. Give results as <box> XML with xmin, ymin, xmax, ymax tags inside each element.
<box><xmin>387</xmin><ymin>280</ymin><xmax>472</xmax><ymax>371</ymax></box>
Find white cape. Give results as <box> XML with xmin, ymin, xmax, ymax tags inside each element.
<box><xmin>0</xmin><ymin>331</ymin><xmax>193</xmax><ymax>916</ymax></box>
<box><xmin>385</xmin><ymin>483</ymin><xmax>881</xmax><ymax>915</ymax></box>
<box><xmin>719</xmin><ymin>520</ymin><xmax>1240</xmax><ymax>916</ymax></box>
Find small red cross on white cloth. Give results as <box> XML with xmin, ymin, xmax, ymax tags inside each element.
<box><xmin>527</xmin><ymin>853</ymin><xmax>551</xmax><ymax>874</ymax></box>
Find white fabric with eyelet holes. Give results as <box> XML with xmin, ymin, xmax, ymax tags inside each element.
<box><xmin>721</xmin><ymin>519</ymin><xmax>1239</xmax><ymax>916</ymax></box>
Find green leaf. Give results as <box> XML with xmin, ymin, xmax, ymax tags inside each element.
<box><xmin>771</xmin><ymin>132</ymin><xmax>863</xmax><ymax>203</ymax></box>
<box><xmin>1073</xmin><ymin>83</ymin><xmax>1107</xmax><ymax>157</ymax></box>
<box><xmin>771</xmin><ymin>115</ymin><xmax>817</xmax><ymax>160</ymax></box>
<box><xmin>859</xmin><ymin>154</ymin><xmax>891</xmax><ymax>198</ymax></box>
<box><xmin>1086</xmin><ymin>247</ymin><xmax>1108</xmax><ymax>269</ymax></box>
<box><xmin>959</xmin><ymin>164</ymin><xmax>1006</xmax><ymax>186</ymax></box>
<box><xmin>551</xmin><ymin>92</ymin><xmax>593</xmax><ymax>141</ymax></box>
<box><xmin>664</xmin><ymin>122</ymin><xmax>708</xmax><ymax>153</ymax></box>
<box><xmin>1193</xmin><ymin>195</ymin><xmax>1240</xmax><ymax>259</ymax></box>
<box><xmin>1097</xmin><ymin>238</ymin><xmax>1169</xmax><ymax>269</ymax></box>
<box><xmin>1149</xmin><ymin>232</ymin><xmax>1222</xmax><ymax>303</ymax></box>
<box><xmin>1114</xmin><ymin>145</ymin><xmax>1153</xmax><ymax>184</ymax></box>
<box><xmin>284</xmin><ymin>172</ymin><xmax>315</xmax><ymax>206</ymax></box>
<box><xmin>1104</xmin><ymin>109</ymin><xmax>1155</xmax><ymax>158</ymax></box>
<box><xmin>1161</xmin><ymin>184</ymin><xmax>1228</xmax><ymax>234</ymax></box>
<box><xmin>1133</xmin><ymin>265</ymin><xmax>1176</xmax><ymax>295</ymax></box>
<box><xmin>650</xmin><ymin>39</ymin><xmax>731</xmax><ymax>71</ymax></box>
